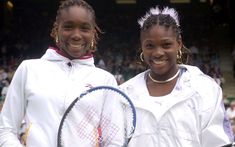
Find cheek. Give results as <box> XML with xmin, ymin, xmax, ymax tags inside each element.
<box><xmin>166</xmin><ymin>50</ymin><xmax>178</xmax><ymax>63</ymax></box>
<box><xmin>171</xmin><ymin>50</ymin><xmax>178</xmax><ymax>57</ymax></box>
<box><xmin>171</xmin><ymin>52</ymin><xmax>177</xmax><ymax>61</ymax></box>
<box><xmin>142</xmin><ymin>52</ymin><xmax>151</xmax><ymax>64</ymax></box>
<box><xmin>57</xmin><ymin>27</ymin><xmax>70</xmax><ymax>41</ymax></box>
<box><xmin>59</xmin><ymin>31</ymin><xmax>70</xmax><ymax>40</ymax></box>
<box><xmin>56</xmin><ymin>34</ymin><xmax>65</xmax><ymax>45</ymax></box>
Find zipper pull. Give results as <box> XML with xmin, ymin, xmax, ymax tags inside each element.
<box><xmin>67</xmin><ymin>62</ymin><xmax>72</xmax><ymax>67</ymax></box>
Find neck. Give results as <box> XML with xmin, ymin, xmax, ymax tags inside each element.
<box><xmin>50</xmin><ymin>46</ymin><xmax>93</xmax><ymax>59</ymax></box>
<box><xmin>148</xmin><ymin>69</ymin><xmax>180</xmax><ymax>84</ymax></box>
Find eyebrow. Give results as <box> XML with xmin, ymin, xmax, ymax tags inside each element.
<box><xmin>144</xmin><ymin>38</ymin><xmax>173</xmax><ymax>43</ymax></box>
<box><xmin>62</xmin><ymin>21</ymin><xmax>92</xmax><ymax>27</ymax></box>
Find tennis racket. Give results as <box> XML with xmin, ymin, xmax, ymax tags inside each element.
<box><xmin>57</xmin><ymin>86</ymin><xmax>136</xmax><ymax>147</ymax></box>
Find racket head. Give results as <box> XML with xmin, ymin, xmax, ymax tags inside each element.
<box><xmin>57</xmin><ymin>86</ymin><xmax>136</xmax><ymax>147</ymax></box>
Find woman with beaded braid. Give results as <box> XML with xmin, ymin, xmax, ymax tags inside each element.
<box><xmin>120</xmin><ymin>6</ymin><xmax>234</xmax><ymax>147</ymax></box>
<box><xmin>0</xmin><ymin>0</ymin><xmax>122</xmax><ymax>146</ymax></box>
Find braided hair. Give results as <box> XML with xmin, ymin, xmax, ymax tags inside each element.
<box><xmin>141</xmin><ymin>14</ymin><xmax>181</xmax><ymax>40</ymax></box>
<box><xmin>50</xmin><ymin>0</ymin><xmax>102</xmax><ymax>49</ymax></box>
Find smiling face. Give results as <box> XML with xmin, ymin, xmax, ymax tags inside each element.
<box><xmin>57</xmin><ymin>6</ymin><xmax>95</xmax><ymax>59</ymax></box>
<box><xmin>141</xmin><ymin>25</ymin><xmax>182</xmax><ymax>79</ymax></box>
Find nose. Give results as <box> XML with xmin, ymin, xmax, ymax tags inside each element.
<box><xmin>71</xmin><ymin>28</ymin><xmax>82</xmax><ymax>40</ymax></box>
<box><xmin>152</xmin><ymin>47</ymin><xmax>164</xmax><ymax>57</ymax></box>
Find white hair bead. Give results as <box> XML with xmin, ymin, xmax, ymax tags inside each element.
<box><xmin>138</xmin><ymin>6</ymin><xmax>180</xmax><ymax>28</ymax></box>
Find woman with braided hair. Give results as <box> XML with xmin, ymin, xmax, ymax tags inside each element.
<box><xmin>0</xmin><ymin>0</ymin><xmax>122</xmax><ymax>146</ymax></box>
<box><xmin>120</xmin><ymin>5</ymin><xmax>234</xmax><ymax>147</ymax></box>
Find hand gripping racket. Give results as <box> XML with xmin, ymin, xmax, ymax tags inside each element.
<box><xmin>57</xmin><ymin>86</ymin><xmax>136</xmax><ymax>147</ymax></box>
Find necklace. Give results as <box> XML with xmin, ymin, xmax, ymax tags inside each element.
<box><xmin>148</xmin><ymin>69</ymin><xmax>180</xmax><ymax>84</ymax></box>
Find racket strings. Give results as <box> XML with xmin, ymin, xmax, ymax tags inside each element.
<box><xmin>76</xmin><ymin>106</ymin><xmax>97</xmax><ymax>138</ymax></box>
<box><xmin>61</xmin><ymin>105</ymin><xmax>99</xmax><ymax>146</ymax></box>
<box><xmin>58</xmin><ymin>87</ymin><xmax>136</xmax><ymax>147</ymax></box>
<box><xmin>96</xmin><ymin>108</ymin><xmax>121</xmax><ymax>146</ymax></box>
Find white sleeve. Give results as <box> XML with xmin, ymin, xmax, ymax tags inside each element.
<box><xmin>105</xmin><ymin>73</ymin><xmax>118</xmax><ymax>88</ymax></box>
<box><xmin>201</xmin><ymin>80</ymin><xmax>234</xmax><ymax>147</ymax></box>
<box><xmin>0</xmin><ymin>62</ymin><xmax>27</xmax><ymax>147</ymax></box>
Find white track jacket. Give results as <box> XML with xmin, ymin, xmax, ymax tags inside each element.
<box><xmin>0</xmin><ymin>48</ymin><xmax>120</xmax><ymax>147</ymax></box>
<box><xmin>120</xmin><ymin>65</ymin><xmax>234</xmax><ymax>147</ymax></box>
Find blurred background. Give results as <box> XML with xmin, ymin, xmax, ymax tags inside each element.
<box><xmin>0</xmin><ymin>0</ymin><xmax>235</xmax><ymax>103</ymax></box>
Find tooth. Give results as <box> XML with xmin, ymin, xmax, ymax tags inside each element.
<box><xmin>70</xmin><ymin>44</ymin><xmax>82</xmax><ymax>48</ymax></box>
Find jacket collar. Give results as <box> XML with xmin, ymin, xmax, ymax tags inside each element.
<box><xmin>41</xmin><ymin>47</ymin><xmax>95</xmax><ymax>67</ymax></box>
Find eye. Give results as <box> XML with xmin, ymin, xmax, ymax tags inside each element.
<box><xmin>144</xmin><ymin>43</ymin><xmax>155</xmax><ymax>49</ymax></box>
<box><xmin>62</xmin><ymin>24</ymin><xmax>74</xmax><ymax>30</ymax></box>
<box><xmin>162</xmin><ymin>42</ymin><xmax>172</xmax><ymax>49</ymax></box>
<box><xmin>80</xmin><ymin>24</ymin><xmax>92</xmax><ymax>32</ymax></box>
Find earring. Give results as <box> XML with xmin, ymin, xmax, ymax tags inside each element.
<box><xmin>55</xmin><ymin>35</ymin><xmax>59</xmax><ymax>43</ymax></box>
<box><xmin>140</xmin><ymin>52</ymin><xmax>144</xmax><ymax>62</ymax></box>
<box><xmin>177</xmin><ymin>49</ymin><xmax>182</xmax><ymax>63</ymax></box>
<box><xmin>91</xmin><ymin>40</ymin><xmax>94</xmax><ymax>49</ymax></box>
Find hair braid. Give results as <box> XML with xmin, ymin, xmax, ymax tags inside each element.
<box><xmin>141</xmin><ymin>14</ymin><xmax>181</xmax><ymax>39</ymax></box>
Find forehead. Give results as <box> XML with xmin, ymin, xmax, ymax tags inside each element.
<box><xmin>59</xmin><ymin>6</ymin><xmax>93</xmax><ymax>25</ymax></box>
<box><xmin>141</xmin><ymin>25</ymin><xmax>176</xmax><ymax>41</ymax></box>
